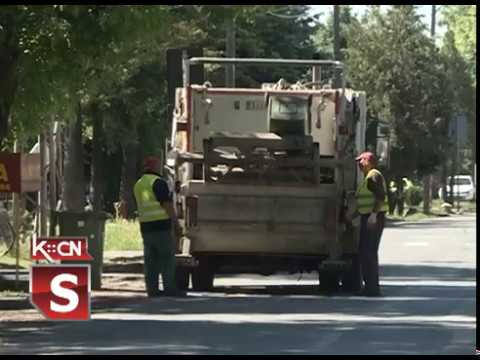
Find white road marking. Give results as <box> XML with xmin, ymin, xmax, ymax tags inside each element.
<box><xmin>93</xmin><ymin>312</ymin><xmax>475</xmax><ymax>329</ymax></box>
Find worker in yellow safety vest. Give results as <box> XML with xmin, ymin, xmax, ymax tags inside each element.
<box><xmin>133</xmin><ymin>156</ymin><xmax>185</xmax><ymax>298</ymax></box>
<box><xmin>347</xmin><ymin>151</ymin><xmax>388</xmax><ymax>297</ymax></box>
<box><xmin>388</xmin><ymin>180</ymin><xmax>398</xmax><ymax>215</ymax></box>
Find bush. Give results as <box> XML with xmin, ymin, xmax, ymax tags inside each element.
<box><xmin>406</xmin><ymin>185</ymin><xmax>423</xmax><ymax>207</ymax></box>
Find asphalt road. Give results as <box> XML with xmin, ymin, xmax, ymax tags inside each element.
<box><xmin>0</xmin><ymin>215</ymin><xmax>476</xmax><ymax>355</ymax></box>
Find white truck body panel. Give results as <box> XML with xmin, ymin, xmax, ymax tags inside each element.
<box><xmin>188</xmin><ymin>87</ymin><xmax>340</xmax><ymax>156</ymax></box>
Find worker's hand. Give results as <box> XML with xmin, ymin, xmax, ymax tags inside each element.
<box><xmin>345</xmin><ymin>206</ymin><xmax>356</xmax><ymax>223</ymax></box>
<box><xmin>367</xmin><ymin>213</ymin><xmax>377</xmax><ymax>227</ymax></box>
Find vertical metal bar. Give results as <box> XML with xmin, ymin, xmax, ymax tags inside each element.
<box><xmin>14</xmin><ymin>141</ymin><xmax>20</xmax><ymax>290</ymax></box>
<box><xmin>312</xmin><ymin>66</ymin><xmax>321</xmax><ymax>89</ymax></box>
<box><xmin>39</xmin><ymin>132</ymin><xmax>47</xmax><ymax>238</ymax></box>
<box><xmin>48</xmin><ymin>122</ymin><xmax>56</xmax><ymax>233</ymax></box>
<box><xmin>182</xmin><ymin>50</ymin><xmax>190</xmax><ymax>88</ymax></box>
<box><xmin>225</xmin><ymin>16</ymin><xmax>236</xmax><ymax>87</ymax></box>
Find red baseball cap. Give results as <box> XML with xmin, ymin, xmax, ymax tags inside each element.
<box><xmin>355</xmin><ymin>151</ymin><xmax>376</xmax><ymax>163</ymax></box>
<box><xmin>143</xmin><ymin>156</ymin><xmax>161</xmax><ymax>171</ymax></box>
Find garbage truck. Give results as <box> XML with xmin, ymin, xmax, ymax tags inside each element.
<box><xmin>167</xmin><ymin>57</ymin><xmax>374</xmax><ymax>292</ymax></box>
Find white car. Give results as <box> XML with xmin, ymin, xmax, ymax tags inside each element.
<box><xmin>438</xmin><ymin>175</ymin><xmax>476</xmax><ymax>201</ymax></box>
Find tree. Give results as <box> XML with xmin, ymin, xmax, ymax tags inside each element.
<box><xmin>51</xmin><ymin>6</ymin><xmax>171</xmax><ymax>211</ymax></box>
<box><xmin>0</xmin><ymin>5</ymin><xmax>72</xmax><ymax>146</ymax></box>
<box><xmin>345</xmin><ymin>6</ymin><xmax>449</xmax><ymax>178</ymax></box>
<box><xmin>440</xmin><ymin>5</ymin><xmax>476</xmax><ymax>176</ymax></box>
<box><xmin>97</xmin><ymin>60</ymin><xmax>169</xmax><ymax>218</ymax></box>
<box><xmin>91</xmin><ymin>5</ymin><xmax>320</xmax><ymax>216</ymax></box>
<box><xmin>440</xmin><ymin>6</ymin><xmax>476</xmax><ymax>85</ymax></box>
<box><xmin>170</xmin><ymin>5</ymin><xmax>318</xmax><ymax>87</ymax></box>
<box><xmin>313</xmin><ymin>5</ymin><xmax>359</xmax><ymax>61</ymax></box>
<box><xmin>312</xmin><ymin>6</ymin><xmax>359</xmax><ymax>86</ymax></box>
<box><xmin>438</xmin><ymin>30</ymin><xmax>475</xmax><ymax>203</ymax></box>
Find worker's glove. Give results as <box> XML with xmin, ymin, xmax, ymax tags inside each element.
<box><xmin>367</xmin><ymin>213</ymin><xmax>377</xmax><ymax>227</ymax></box>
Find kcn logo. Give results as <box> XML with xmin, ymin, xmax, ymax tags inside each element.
<box><xmin>30</xmin><ymin>237</ymin><xmax>92</xmax><ymax>321</ymax></box>
<box><xmin>30</xmin><ymin>266</ymin><xmax>90</xmax><ymax>321</ymax></box>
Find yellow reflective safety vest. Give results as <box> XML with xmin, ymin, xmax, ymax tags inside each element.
<box><xmin>356</xmin><ymin>169</ymin><xmax>388</xmax><ymax>214</ymax></box>
<box><xmin>133</xmin><ymin>174</ymin><xmax>170</xmax><ymax>223</ymax></box>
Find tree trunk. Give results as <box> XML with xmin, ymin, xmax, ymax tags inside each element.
<box><xmin>119</xmin><ymin>126</ymin><xmax>139</xmax><ymax>219</ymax></box>
<box><xmin>423</xmin><ymin>175</ymin><xmax>432</xmax><ymax>214</ymax></box>
<box><xmin>396</xmin><ymin>175</ymin><xmax>405</xmax><ymax>216</ymax></box>
<box><xmin>0</xmin><ymin>44</ymin><xmax>19</xmax><ymax>145</ymax></box>
<box><xmin>63</xmin><ymin>102</ymin><xmax>85</xmax><ymax>211</ymax></box>
<box><xmin>440</xmin><ymin>162</ymin><xmax>447</xmax><ymax>203</ymax></box>
<box><xmin>91</xmin><ymin>103</ymin><xmax>106</xmax><ymax>213</ymax></box>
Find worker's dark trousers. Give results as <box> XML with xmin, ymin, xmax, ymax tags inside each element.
<box><xmin>141</xmin><ymin>230</ymin><xmax>177</xmax><ymax>296</ymax></box>
<box><xmin>388</xmin><ymin>192</ymin><xmax>398</xmax><ymax>215</ymax></box>
<box><xmin>359</xmin><ymin>213</ymin><xmax>385</xmax><ymax>293</ymax></box>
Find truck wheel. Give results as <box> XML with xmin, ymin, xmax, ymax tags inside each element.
<box><xmin>318</xmin><ymin>271</ymin><xmax>339</xmax><ymax>293</ymax></box>
<box><xmin>341</xmin><ymin>255</ymin><xmax>362</xmax><ymax>293</ymax></box>
<box><xmin>175</xmin><ymin>266</ymin><xmax>190</xmax><ymax>291</ymax></box>
<box><xmin>192</xmin><ymin>262</ymin><xmax>214</xmax><ymax>291</ymax></box>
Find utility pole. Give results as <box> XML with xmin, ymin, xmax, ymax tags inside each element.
<box><xmin>431</xmin><ymin>5</ymin><xmax>436</xmax><ymax>41</ymax></box>
<box><xmin>13</xmin><ymin>140</ymin><xmax>21</xmax><ymax>290</ymax></box>
<box><xmin>225</xmin><ymin>15</ymin><xmax>236</xmax><ymax>87</ymax></box>
<box><xmin>333</xmin><ymin>5</ymin><xmax>340</xmax><ymax>61</ymax></box>
<box><xmin>48</xmin><ymin>121</ymin><xmax>57</xmax><ymax>234</ymax></box>
<box><xmin>423</xmin><ymin>5</ymin><xmax>437</xmax><ymax>214</ymax></box>
<box><xmin>333</xmin><ymin>5</ymin><xmax>342</xmax><ymax>88</ymax></box>
<box><xmin>39</xmin><ymin>132</ymin><xmax>47</xmax><ymax>238</ymax></box>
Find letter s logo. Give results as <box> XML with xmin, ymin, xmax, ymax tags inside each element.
<box><xmin>50</xmin><ymin>273</ymin><xmax>79</xmax><ymax>313</ymax></box>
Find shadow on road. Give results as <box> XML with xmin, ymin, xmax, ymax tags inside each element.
<box><xmin>0</xmin><ymin>264</ymin><xmax>475</xmax><ymax>355</ymax></box>
<box><xmin>0</xmin><ymin>318</ymin><xmax>474</xmax><ymax>355</ymax></box>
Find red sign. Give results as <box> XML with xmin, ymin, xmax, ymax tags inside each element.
<box><xmin>31</xmin><ymin>237</ymin><xmax>93</xmax><ymax>262</ymax></box>
<box><xmin>0</xmin><ymin>153</ymin><xmax>21</xmax><ymax>193</ymax></box>
<box><xmin>30</xmin><ymin>265</ymin><xmax>90</xmax><ymax>321</ymax></box>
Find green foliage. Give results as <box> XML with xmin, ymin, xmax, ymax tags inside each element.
<box><xmin>344</xmin><ymin>5</ymin><xmax>452</xmax><ymax>177</ymax></box>
<box><xmin>0</xmin><ymin>5</ymin><xmax>374</xmax><ymax>213</ymax></box>
<box><xmin>313</xmin><ymin>5</ymin><xmax>359</xmax><ymax>60</ymax></box>
<box><xmin>440</xmin><ymin>6</ymin><xmax>476</xmax><ymax>167</ymax></box>
<box><xmin>406</xmin><ymin>185</ymin><xmax>423</xmax><ymax>207</ymax></box>
<box><xmin>170</xmin><ymin>5</ymin><xmax>318</xmax><ymax>87</ymax></box>
<box><xmin>440</xmin><ymin>5</ymin><xmax>476</xmax><ymax>85</ymax></box>
<box><xmin>1</xmin><ymin>5</ymin><xmax>173</xmax><ymax>146</ymax></box>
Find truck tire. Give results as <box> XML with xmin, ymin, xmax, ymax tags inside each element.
<box><xmin>192</xmin><ymin>261</ymin><xmax>214</xmax><ymax>291</ymax></box>
<box><xmin>175</xmin><ymin>266</ymin><xmax>190</xmax><ymax>291</ymax></box>
<box><xmin>318</xmin><ymin>270</ymin><xmax>339</xmax><ymax>293</ymax></box>
<box><xmin>341</xmin><ymin>255</ymin><xmax>362</xmax><ymax>293</ymax></box>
